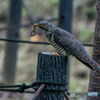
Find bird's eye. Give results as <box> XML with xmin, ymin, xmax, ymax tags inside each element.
<box><xmin>42</xmin><ymin>23</ymin><xmax>45</xmax><ymax>26</ymax></box>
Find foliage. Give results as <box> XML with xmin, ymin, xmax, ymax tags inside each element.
<box><xmin>77</xmin><ymin>22</ymin><xmax>93</xmax><ymax>42</ymax></box>
<box><xmin>74</xmin><ymin>0</ymin><xmax>96</xmax><ymax>21</ymax></box>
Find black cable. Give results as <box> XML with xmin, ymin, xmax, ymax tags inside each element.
<box><xmin>0</xmin><ymin>38</ymin><xmax>50</xmax><ymax>45</ymax></box>
<box><xmin>0</xmin><ymin>81</ymin><xmax>68</xmax><ymax>93</ymax></box>
<box><xmin>0</xmin><ymin>38</ymin><xmax>93</xmax><ymax>46</ymax></box>
<box><xmin>83</xmin><ymin>44</ymin><xmax>93</xmax><ymax>47</ymax></box>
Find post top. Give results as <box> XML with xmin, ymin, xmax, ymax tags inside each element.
<box><xmin>38</xmin><ymin>52</ymin><xmax>67</xmax><ymax>58</ymax></box>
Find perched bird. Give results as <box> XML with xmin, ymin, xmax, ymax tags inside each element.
<box><xmin>30</xmin><ymin>21</ymin><xmax>100</xmax><ymax>72</ymax></box>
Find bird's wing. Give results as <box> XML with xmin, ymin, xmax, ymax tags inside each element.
<box><xmin>53</xmin><ymin>28</ymin><xmax>82</xmax><ymax>54</ymax></box>
<box><xmin>53</xmin><ymin>28</ymin><xmax>94</xmax><ymax>70</ymax></box>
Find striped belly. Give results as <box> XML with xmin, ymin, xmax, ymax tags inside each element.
<box><xmin>49</xmin><ymin>40</ymin><xmax>67</xmax><ymax>56</ymax></box>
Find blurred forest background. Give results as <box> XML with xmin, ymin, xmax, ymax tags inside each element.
<box><xmin>0</xmin><ymin>0</ymin><xmax>97</xmax><ymax>100</ymax></box>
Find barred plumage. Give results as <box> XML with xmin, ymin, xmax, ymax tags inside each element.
<box><xmin>49</xmin><ymin>40</ymin><xmax>66</xmax><ymax>55</ymax></box>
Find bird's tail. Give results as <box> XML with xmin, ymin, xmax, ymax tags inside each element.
<box><xmin>89</xmin><ymin>57</ymin><xmax>100</xmax><ymax>72</ymax></box>
<box><xmin>76</xmin><ymin>56</ymin><xmax>100</xmax><ymax>72</ymax></box>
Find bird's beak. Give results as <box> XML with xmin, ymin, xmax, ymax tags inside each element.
<box><xmin>29</xmin><ymin>23</ymin><xmax>43</xmax><ymax>37</ymax></box>
<box><xmin>34</xmin><ymin>23</ymin><xmax>42</xmax><ymax>27</ymax></box>
<box><xmin>34</xmin><ymin>23</ymin><xmax>38</xmax><ymax>26</ymax></box>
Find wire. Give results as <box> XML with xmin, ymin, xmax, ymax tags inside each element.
<box><xmin>0</xmin><ymin>38</ymin><xmax>93</xmax><ymax>46</ymax></box>
<box><xmin>0</xmin><ymin>38</ymin><xmax>50</xmax><ymax>45</ymax></box>
<box><xmin>0</xmin><ymin>81</ymin><xmax>67</xmax><ymax>93</ymax></box>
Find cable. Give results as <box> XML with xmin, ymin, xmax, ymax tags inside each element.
<box><xmin>0</xmin><ymin>38</ymin><xmax>94</xmax><ymax>46</ymax></box>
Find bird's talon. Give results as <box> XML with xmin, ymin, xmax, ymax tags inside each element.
<box><xmin>50</xmin><ymin>53</ymin><xmax>60</xmax><ymax>56</ymax></box>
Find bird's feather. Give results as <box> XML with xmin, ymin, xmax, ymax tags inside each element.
<box><xmin>35</xmin><ymin>21</ymin><xmax>100</xmax><ymax>72</ymax></box>
<box><xmin>53</xmin><ymin>28</ymin><xmax>94</xmax><ymax>70</ymax></box>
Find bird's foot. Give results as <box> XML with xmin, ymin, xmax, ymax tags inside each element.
<box><xmin>50</xmin><ymin>53</ymin><xmax>60</xmax><ymax>56</ymax></box>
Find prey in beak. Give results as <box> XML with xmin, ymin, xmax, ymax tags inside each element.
<box><xmin>29</xmin><ymin>23</ymin><xmax>44</xmax><ymax>37</ymax></box>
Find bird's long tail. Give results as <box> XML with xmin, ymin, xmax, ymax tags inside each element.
<box><xmin>76</xmin><ymin>56</ymin><xmax>100</xmax><ymax>72</ymax></box>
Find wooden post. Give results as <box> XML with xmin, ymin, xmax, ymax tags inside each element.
<box><xmin>3</xmin><ymin>0</ymin><xmax>22</xmax><ymax>84</ymax></box>
<box><xmin>35</xmin><ymin>52</ymin><xmax>68</xmax><ymax>100</ymax></box>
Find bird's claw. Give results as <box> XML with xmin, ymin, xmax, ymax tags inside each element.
<box><xmin>50</xmin><ymin>53</ymin><xmax>60</xmax><ymax>56</ymax></box>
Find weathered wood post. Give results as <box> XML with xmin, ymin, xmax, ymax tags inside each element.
<box><xmin>34</xmin><ymin>52</ymin><xmax>68</xmax><ymax>100</ymax></box>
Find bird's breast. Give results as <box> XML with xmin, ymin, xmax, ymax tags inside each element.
<box><xmin>49</xmin><ymin>39</ymin><xmax>67</xmax><ymax>56</ymax></box>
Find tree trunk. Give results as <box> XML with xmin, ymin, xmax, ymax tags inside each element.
<box><xmin>3</xmin><ymin>0</ymin><xmax>22</xmax><ymax>85</ymax></box>
<box><xmin>88</xmin><ymin>1</ymin><xmax>100</xmax><ymax>100</ymax></box>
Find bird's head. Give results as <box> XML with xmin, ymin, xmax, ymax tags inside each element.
<box><xmin>30</xmin><ymin>21</ymin><xmax>55</xmax><ymax>38</ymax></box>
<box><xmin>34</xmin><ymin>21</ymin><xmax>54</xmax><ymax>31</ymax></box>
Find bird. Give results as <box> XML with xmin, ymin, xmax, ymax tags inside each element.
<box><xmin>30</xmin><ymin>21</ymin><xmax>100</xmax><ymax>73</ymax></box>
